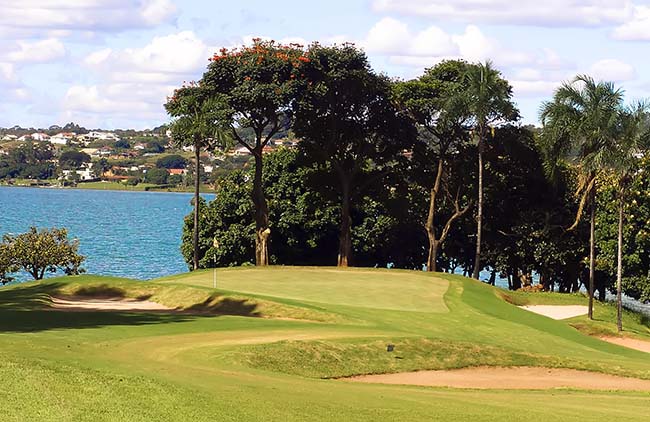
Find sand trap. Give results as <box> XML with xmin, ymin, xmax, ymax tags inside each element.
<box><xmin>519</xmin><ymin>305</ymin><xmax>588</xmax><ymax>320</ymax></box>
<box><xmin>600</xmin><ymin>336</ymin><xmax>650</xmax><ymax>353</ymax></box>
<box><xmin>50</xmin><ymin>296</ymin><xmax>172</xmax><ymax>312</ymax></box>
<box><xmin>349</xmin><ymin>366</ymin><xmax>650</xmax><ymax>390</ymax></box>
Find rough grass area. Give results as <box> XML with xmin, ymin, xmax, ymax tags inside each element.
<box><xmin>236</xmin><ymin>338</ymin><xmax>574</xmax><ymax>379</ymax></box>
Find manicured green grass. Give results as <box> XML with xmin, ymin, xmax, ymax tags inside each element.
<box><xmin>1</xmin><ymin>268</ymin><xmax>649</xmax><ymax>421</ymax></box>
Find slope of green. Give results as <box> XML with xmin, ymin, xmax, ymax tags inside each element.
<box><xmin>1</xmin><ymin>268</ymin><xmax>649</xmax><ymax>421</ymax></box>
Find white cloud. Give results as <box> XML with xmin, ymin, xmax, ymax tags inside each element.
<box><xmin>6</xmin><ymin>38</ymin><xmax>66</xmax><ymax>63</ymax></box>
<box><xmin>84</xmin><ymin>31</ymin><xmax>214</xmax><ymax>81</ymax></box>
<box><xmin>0</xmin><ymin>0</ymin><xmax>177</xmax><ymax>33</ymax></box>
<box><xmin>362</xmin><ymin>21</ymin><xmax>555</xmax><ymax>70</ymax></box>
<box><xmin>61</xmin><ymin>83</ymin><xmax>175</xmax><ymax>126</ymax></box>
<box><xmin>63</xmin><ymin>31</ymin><xmax>219</xmax><ymax>127</ymax></box>
<box><xmin>362</xmin><ymin>17</ymin><xmax>456</xmax><ymax>56</ymax></box>
<box><xmin>371</xmin><ymin>0</ymin><xmax>634</xmax><ymax>27</ymax></box>
<box><xmin>589</xmin><ymin>59</ymin><xmax>637</xmax><ymax>81</ymax></box>
<box><xmin>0</xmin><ymin>63</ymin><xmax>16</xmax><ymax>82</ymax></box>
<box><xmin>612</xmin><ymin>6</ymin><xmax>650</xmax><ymax>40</ymax></box>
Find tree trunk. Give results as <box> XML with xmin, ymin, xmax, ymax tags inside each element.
<box><xmin>253</xmin><ymin>151</ymin><xmax>270</xmax><ymax>266</ymax></box>
<box><xmin>588</xmin><ymin>188</ymin><xmax>596</xmax><ymax>320</ymax></box>
<box><xmin>425</xmin><ymin>159</ymin><xmax>444</xmax><ymax>272</ymax></box>
<box><xmin>338</xmin><ymin>179</ymin><xmax>352</xmax><ymax>267</ymax></box>
<box><xmin>472</xmin><ymin>136</ymin><xmax>484</xmax><ymax>280</ymax></box>
<box><xmin>617</xmin><ymin>189</ymin><xmax>624</xmax><ymax>332</ymax></box>
<box><xmin>192</xmin><ymin>142</ymin><xmax>201</xmax><ymax>271</ymax></box>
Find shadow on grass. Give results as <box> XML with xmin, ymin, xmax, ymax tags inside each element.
<box><xmin>0</xmin><ymin>282</ymin><xmax>260</xmax><ymax>333</ymax></box>
<box><xmin>185</xmin><ymin>293</ymin><xmax>261</xmax><ymax>317</ymax></box>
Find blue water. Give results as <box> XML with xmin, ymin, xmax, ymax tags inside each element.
<box><xmin>0</xmin><ymin>186</ymin><xmax>211</xmax><ymax>280</ymax></box>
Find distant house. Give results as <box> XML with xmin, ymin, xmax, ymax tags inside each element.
<box><xmin>203</xmin><ymin>165</ymin><xmax>214</xmax><ymax>174</ymax></box>
<box><xmin>87</xmin><ymin>131</ymin><xmax>120</xmax><ymax>142</ymax></box>
<box><xmin>50</xmin><ymin>132</ymin><xmax>76</xmax><ymax>145</ymax></box>
<box><xmin>31</xmin><ymin>132</ymin><xmax>50</xmax><ymax>142</ymax></box>
<box><xmin>60</xmin><ymin>163</ymin><xmax>96</xmax><ymax>182</ymax></box>
<box><xmin>18</xmin><ymin>135</ymin><xmax>32</xmax><ymax>142</ymax></box>
<box><xmin>49</xmin><ymin>134</ymin><xmax>69</xmax><ymax>145</ymax></box>
<box><xmin>134</xmin><ymin>143</ymin><xmax>147</xmax><ymax>150</ymax></box>
<box><xmin>234</xmin><ymin>146</ymin><xmax>251</xmax><ymax>156</ymax></box>
<box><xmin>168</xmin><ymin>168</ymin><xmax>187</xmax><ymax>176</ymax></box>
<box><xmin>97</xmin><ymin>146</ymin><xmax>113</xmax><ymax>156</ymax></box>
<box><xmin>1</xmin><ymin>134</ymin><xmax>17</xmax><ymax>141</ymax></box>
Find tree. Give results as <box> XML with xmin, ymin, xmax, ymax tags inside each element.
<box><xmin>114</xmin><ymin>139</ymin><xmax>130</xmax><ymax>149</ymax></box>
<box><xmin>96</xmin><ymin>158</ymin><xmax>110</xmax><ymax>178</ymax></box>
<box><xmin>540</xmin><ymin>75</ymin><xmax>624</xmax><ymax>319</ymax></box>
<box><xmin>156</xmin><ymin>154</ymin><xmax>188</xmax><ymax>169</ymax></box>
<box><xmin>292</xmin><ymin>43</ymin><xmax>416</xmax><ymax>266</ymax></box>
<box><xmin>180</xmin><ymin>148</ymin><xmax>339</xmax><ymax>268</ymax></box>
<box><xmin>59</xmin><ymin>150</ymin><xmax>91</xmax><ymax>169</ymax></box>
<box><xmin>394</xmin><ymin>60</ymin><xmax>474</xmax><ymax>272</ymax></box>
<box><xmin>2</xmin><ymin>227</ymin><xmax>85</xmax><ymax>280</ymax></box>
<box><xmin>465</xmin><ymin>61</ymin><xmax>519</xmax><ymax>280</ymax></box>
<box><xmin>145</xmin><ymin>167</ymin><xmax>169</xmax><ymax>185</ymax></box>
<box><xmin>0</xmin><ymin>243</ymin><xmax>18</xmax><ymax>285</ymax></box>
<box><xmin>165</xmin><ymin>82</ymin><xmax>229</xmax><ymax>271</ymax></box>
<box><xmin>201</xmin><ymin>39</ymin><xmax>309</xmax><ymax>266</ymax></box>
<box><xmin>603</xmin><ymin>102</ymin><xmax>650</xmax><ymax>331</ymax></box>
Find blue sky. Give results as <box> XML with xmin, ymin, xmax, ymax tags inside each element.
<box><xmin>1</xmin><ymin>0</ymin><xmax>650</xmax><ymax>129</ymax></box>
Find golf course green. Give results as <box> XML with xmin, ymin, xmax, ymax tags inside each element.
<box><xmin>1</xmin><ymin>267</ymin><xmax>649</xmax><ymax>421</ymax></box>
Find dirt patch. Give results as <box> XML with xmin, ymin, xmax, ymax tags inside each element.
<box><xmin>600</xmin><ymin>336</ymin><xmax>650</xmax><ymax>353</ymax></box>
<box><xmin>347</xmin><ymin>366</ymin><xmax>650</xmax><ymax>390</ymax></box>
<box><xmin>49</xmin><ymin>296</ymin><xmax>172</xmax><ymax>312</ymax></box>
<box><xmin>519</xmin><ymin>305</ymin><xmax>588</xmax><ymax>320</ymax></box>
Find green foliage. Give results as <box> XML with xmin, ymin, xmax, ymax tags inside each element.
<box><xmin>58</xmin><ymin>150</ymin><xmax>91</xmax><ymax>169</ymax></box>
<box><xmin>156</xmin><ymin>154</ymin><xmax>187</xmax><ymax>169</ymax></box>
<box><xmin>1</xmin><ymin>227</ymin><xmax>85</xmax><ymax>280</ymax></box>
<box><xmin>145</xmin><ymin>167</ymin><xmax>169</xmax><ymax>185</ymax></box>
<box><xmin>114</xmin><ymin>139</ymin><xmax>130</xmax><ymax>149</ymax></box>
<box><xmin>597</xmin><ymin>159</ymin><xmax>650</xmax><ymax>302</ymax></box>
<box><xmin>0</xmin><ymin>142</ymin><xmax>55</xmax><ymax>180</ymax></box>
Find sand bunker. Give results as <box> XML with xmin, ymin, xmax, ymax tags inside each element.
<box><xmin>349</xmin><ymin>366</ymin><xmax>650</xmax><ymax>390</ymax></box>
<box><xmin>600</xmin><ymin>336</ymin><xmax>650</xmax><ymax>353</ymax></box>
<box><xmin>519</xmin><ymin>305</ymin><xmax>588</xmax><ymax>320</ymax></box>
<box><xmin>50</xmin><ymin>296</ymin><xmax>172</xmax><ymax>312</ymax></box>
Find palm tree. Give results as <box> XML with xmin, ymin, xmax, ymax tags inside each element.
<box><xmin>464</xmin><ymin>61</ymin><xmax>518</xmax><ymax>280</ymax></box>
<box><xmin>539</xmin><ymin>75</ymin><xmax>624</xmax><ymax>319</ymax></box>
<box><xmin>165</xmin><ymin>83</ymin><xmax>230</xmax><ymax>271</ymax></box>
<box><xmin>609</xmin><ymin>102</ymin><xmax>650</xmax><ymax>331</ymax></box>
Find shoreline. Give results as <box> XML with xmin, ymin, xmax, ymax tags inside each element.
<box><xmin>0</xmin><ymin>182</ymin><xmax>215</xmax><ymax>195</ymax></box>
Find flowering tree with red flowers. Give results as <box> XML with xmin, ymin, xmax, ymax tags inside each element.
<box><xmin>201</xmin><ymin>39</ymin><xmax>309</xmax><ymax>266</ymax></box>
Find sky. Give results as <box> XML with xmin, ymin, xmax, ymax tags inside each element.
<box><xmin>1</xmin><ymin>0</ymin><xmax>650</xmax><ymax>130</ymax></box>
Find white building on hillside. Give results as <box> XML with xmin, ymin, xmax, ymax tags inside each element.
<box><xmin>31</xmin><ymin>132</ymin><xmax>50</xmax><ymax>142</ymax></box>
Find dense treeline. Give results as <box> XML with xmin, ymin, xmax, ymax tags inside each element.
<box><xmin>168</xmin><ymin>40</ymin><xmax>650</xmax><ymax>326</ymax></box>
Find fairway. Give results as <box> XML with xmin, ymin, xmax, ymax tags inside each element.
<box><xmin>1</xmin><ymin>267</ymin><xmax>650</xmax><ymax>421</ymax></box>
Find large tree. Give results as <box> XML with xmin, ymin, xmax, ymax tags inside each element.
<box><xmin>2</xmin><ymin>227</ymin><xmax>85</xmax><ymax>280</ymax></box>
<box><xmin>465</xmin><ymin>61</ymin><xmax>519</xmax><ymax>280</ymax></box>
<box><xmin>394</xmin><ymin>60</ymin><xmax>473</xmax><ymax>272</ymax></box>
<box><xmin>201</xmin><ymin>39</ymin><xmax>308</xmax><ymax>266</ymax></box>
<box><xmin>540</xmin><ymin>75</ymin><xmax>624</xmax><ymax>319</ymax></box>
<box><xmin>165</xmin><ymin>82</ymin><xmax>229</xmax><ymax>271</ymax></box>
<box><xmin>292</xmin><ymin>43</ymin><xmax>416</xmax><ymax>266</ymax></box>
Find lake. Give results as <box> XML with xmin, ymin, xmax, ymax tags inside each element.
<box><xmin>0</xmin><ymin>186</ymin><xmax>212</xmax><ymax>280</ymax></box>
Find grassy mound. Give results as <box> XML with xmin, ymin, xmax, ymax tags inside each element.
<box><xmin>1</xmin><ymin>267</ymin><xmax>650</xmax><ymax>421</ymax></box>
